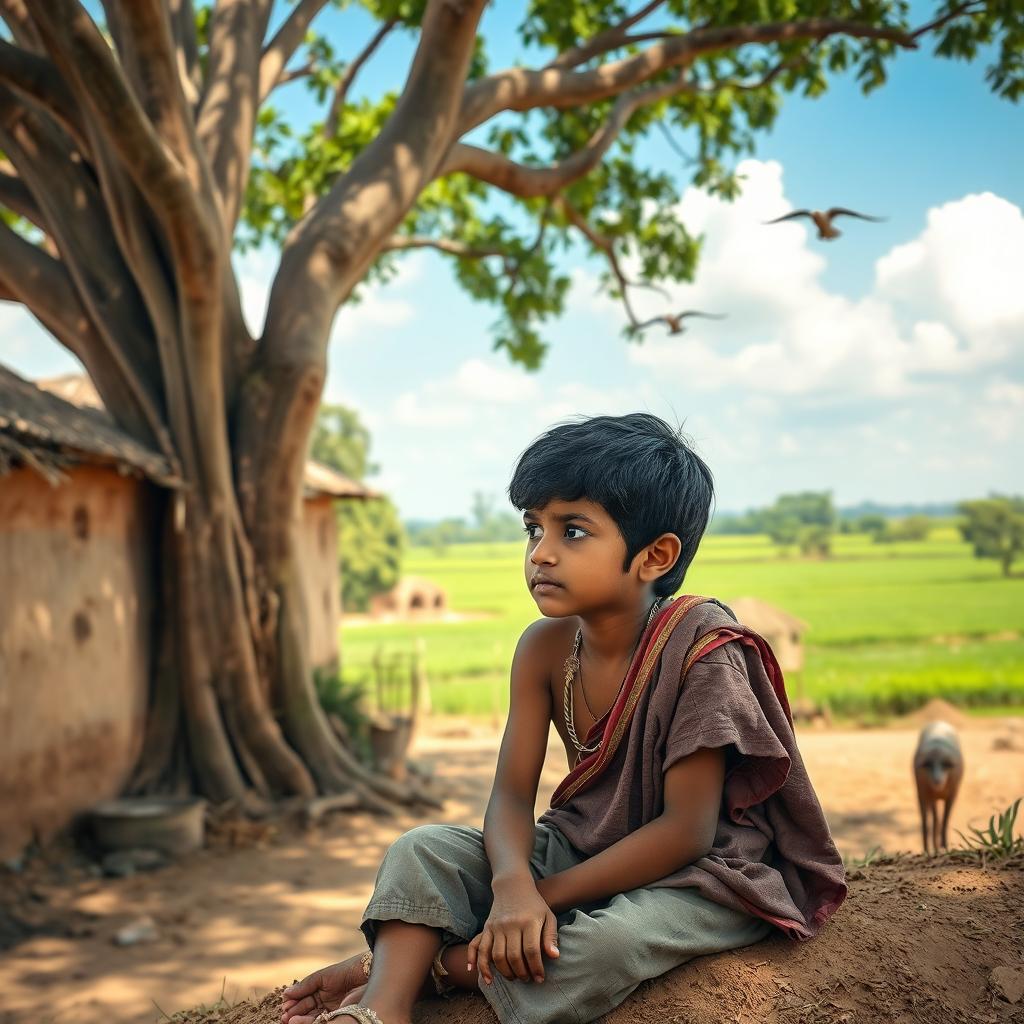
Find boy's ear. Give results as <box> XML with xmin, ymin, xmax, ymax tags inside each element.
<box><xmin>636</xmin><ymin>532</ymin><xmax>682</xmax><ymax>583</ymax></box>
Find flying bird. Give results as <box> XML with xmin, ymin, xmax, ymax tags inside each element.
<box><xmin>764</xmin><ymin>207</ymin><xmax>886</xmax><ymax>240</ymax></box>
<box><xmin>634</xmin><ymin>310</ymin><xmax>727</xmax><ymax>336</ymax></box>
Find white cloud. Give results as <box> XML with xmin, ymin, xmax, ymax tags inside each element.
<box><xmin>778</xmin><ymin>433</ymin><xmax>800</xmax><ymax>455</ymax></box>
<box><xmin>584</xmin><ymin>161</ymin><xmax>1022</xmax><ymax>401</ymax></box>
<box><xmin>392</xmin><ymin>391</ymin><xmax>471</xmax><ymax>427</ymax></box>
<box><xmin>986</xmin><ymin>381</ymin><xmax>1024</xmax><ymax>406</ymax></box>
<box><xmin>976</xmin><ymin>378</ymin><xmax>1024</xmax><ymax>443</ymax></box>
<box><xmin>390</xmin><ymin>354</ymin><xmax>546</xmax><ymax>427</ymax></box>
<box><xmin>452</xmin><ymin>358</ymin><xmax>540</xmax><ymax>403</ymax></box>
<box><xmin>332</xmin><ymin>255</ymin><xmax>423</xmax><ymax>342</ymax></box>
<box><xmin>533</xmin><ymin>381</ymin><xmax>642</xmax><ymax>424</ymax></box>
<box><xmin>876</xmin><ymin>192</ymin><xmax>1024</xmax><ymax>341</ymax></box>
<box><xmin>330</xmin><ymin>289</ymin><xmax>415</xmax><ymax>342</ymax></box>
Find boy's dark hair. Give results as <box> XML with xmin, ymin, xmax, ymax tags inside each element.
<box><xmin>508</xmin><ymin>413</ymin><xmax>714</xmax><ymax>596</ymax></box>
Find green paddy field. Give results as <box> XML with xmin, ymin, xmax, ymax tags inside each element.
<box><xmin>337</xmin><ymin>529</ymin><xmax>1024</xmax><ymax>720</ymax></box>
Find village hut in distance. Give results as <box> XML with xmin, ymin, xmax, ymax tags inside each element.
<box><xmin>370</xmin><ymin>576</ymin><xmax>448</xmax><ymax>619</ymax></box>
<box><xmin>727</xmin><ymin>596</ymin><xmax>808</xmax><ymax>674</ymax></box>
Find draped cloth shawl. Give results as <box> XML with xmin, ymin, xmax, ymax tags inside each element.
<box><xmin>539</xmin><ymin>595</ymin><xmax>847</xmax><ymax>940</ymax></box>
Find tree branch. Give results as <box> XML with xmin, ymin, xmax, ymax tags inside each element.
<box><xmin>555</xmin><ymin>196</ymin><xmax>668</xmax><ymax>332</ymax></box>
<box><xmin>0</xmin><ymin>220</ymin><xmax>67</xmax><ymax>315</ymax></box>
<box><xmin>0</xmin><ymin>38</ymin><xmax>87</xmax><ymax>151</ymax></box>
<box><xmin>0</xmin><ymin>218</ymin><xmax>95</xmax><ymax>359</ymax></box>
<box><xmin>385</xmin><ymin>214</ymin><xmax>551</xmax><ymax>299</ymax></box>
<box><xmin>0</xmin><ymin>213</ymin><xmax>179</xmax><ymax>460</ymax></box>
<box><xmin>0</xmin><ymin>0</ymin><xmax>44</xmax><ymax>54</ymax></box>
<box><xmin>549</xmin><ymin>0</ymin><xmax>669</xmax><ymax>70</ymax></box>
<box><xmin>689</xmin><ymin>48</ymin><xmax>819</xmax><ymax>94</ymax></box>
<box><xmin>910</xmin><ymin>1</ymin><xmax>987</xmax><ymax>40</ymax></box>
<box><xmin>258</xmin><ymin>0</ymin><xmax>332</xmax><ymax>103</ymax></box>
<box><xmin>0</xmin><ymin>91</ymin><xmax>151</xmax><ymax>336</ymax></box>
<box><xmin>324</xmin><ymin>18</ymin><xmax>398</xmax><ymax>140</ymax></box>
<box><xmin>275</xmin><ymin>59</ymin><xmax>318</xmax><ymax>87</ymax></box>
<box><xmin>0</xmin><ymin>90</ymin><xmax>177</xmax><ymax>457</ymax></box>
<box><xmin>197</xmin><ymin>0</ymin><xmax>266</xmax><ymax>236</ymax></box>
<box><xmin>277</xmin><ymin>0</ymin><xmax>489</xmax><ymax>321</ymax></box>
<box><xmin>30</xmin><ymin>2</ymin><xmax>219</xmax><ymax>289</ymax></box>
<box><xmin>241</xmin><ymin>0</ymin><xmax>488</xmax><ymax>594</ymax></box>
<box><xmin>441</xmin><ymin>73</ymin><xmax>690</xmax><ymax>196</ymax></box>
<box><xmin>381</xmin><ymin>235</ymin><xmax>507</xmax><ymax>258</ymax></box>
<box><xmin>102</xmin><ymin>2</ymin><xmax>213</xmax><ymax>192</ymax></box>
<box><xmin>459</xmin><ymin>17</ymin><xmax>918</xmax><ymax>134</ymax></box>
<box><xmin>168</xmin><ymin>0</ymin><xmax>202</xmax><ymax>107</ymax></box>
<box><xmin>0</xmin><ymin>159</ymin><xmax>46</xmax><ymax>231</ymax></box>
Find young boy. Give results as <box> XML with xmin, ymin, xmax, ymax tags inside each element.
<box><xmin>281</xmin><ymin>413</ymin><xmax>846</xmax><ymax>1024</ymax></box>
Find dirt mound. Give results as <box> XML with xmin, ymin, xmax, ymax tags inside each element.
<box><xmin>171</xmin><ymin>852</ymin><xmax>1024</xmax><ymax>1024</ymax></box>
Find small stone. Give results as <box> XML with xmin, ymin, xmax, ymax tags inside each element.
<box><xmin>990</xmin><ymin>966</ymin><xmax>1024</xmax><ymax>1004</ymax></box>
<box><xmin>113</xmin><ymin>915</ymin><xmax>159</xmax><ymax>946</ymax></box>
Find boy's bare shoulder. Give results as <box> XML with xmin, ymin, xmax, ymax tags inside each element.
<box><xmin>516</xmin><ymin>616</ymin><xmax>578</xmax><ymax>657</ymax></box>
<box><xmin>513</xmin><ymin>617</ymin><xmax>578</xmax><ymax>687</ymax></box>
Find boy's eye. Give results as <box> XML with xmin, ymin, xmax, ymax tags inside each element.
<box><xmin>523</xmin><ymin>523</ymin><xmax>541</xmax><ymax>539</ymax></box>
<box><xmin>565</xmin><ymin>525</ymin><xmax>588</xmax><ymax>540</ymax></box>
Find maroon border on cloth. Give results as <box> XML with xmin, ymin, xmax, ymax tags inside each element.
<box><xmin>550</xmin><ymin>595</ymin><xmax>712</xmax><ymax>808</ymax></box>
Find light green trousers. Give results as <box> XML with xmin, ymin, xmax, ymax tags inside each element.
<box><xmin>360</xmin><ymin>822</ymin><xmax>771</xmax><ymax>1024</ymax></box>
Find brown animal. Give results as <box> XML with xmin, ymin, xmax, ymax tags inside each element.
<box><xmin>913</xmin><ymin>720</ymin><xmax>964</xmax><ymax>854</ymax></box>
<box><xmin>764</xmin><ymin>207</ymin><xmax>886</xmax><ymax>240</ymax></box>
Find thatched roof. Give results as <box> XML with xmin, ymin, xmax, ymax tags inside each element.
<box><xmin>303</xmin><ymin>458</ymin><xmax>378</xmax><ymax>500</ymax></box>
<box><xmin>31</xmin><ymin>370</ymin><xmax>375</xmax><ymax>499</ymax></box>
<box><xmin>727</xmin><ymin>596</ymin><xmax>808</xmax><ymax>635</ymax></box>
<box><xmin>0</xmin><ymin>364</ymin><xmax>179</xmax><ymax>486</ymax></box>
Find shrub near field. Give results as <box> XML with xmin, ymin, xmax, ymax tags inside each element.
<box><xmin>338</xmin><ymin>530</ymin><xmax>1024</xmax><ymax>719</ymax></box>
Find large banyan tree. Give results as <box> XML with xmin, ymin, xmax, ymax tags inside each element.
<box><xmin>0</xmin><ymin>0</ymin><xmax>1017</xmax><ymax>810</ymax></box>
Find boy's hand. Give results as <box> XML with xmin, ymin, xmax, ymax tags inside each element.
<box><xmin>468</xmin><ymin>877</ymin><xmax>559</xmax><ymax>986</ymax></box>
<box><xmin>279</xmin><ymin>956</ymin><xmax>366</xmax><ymax>1023</ymax></box>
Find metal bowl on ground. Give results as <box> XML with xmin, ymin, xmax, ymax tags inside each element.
<box><xmin>88</xmin><ymin>796</ymin><xmax>206</xmax><ymax>855</ymax></box>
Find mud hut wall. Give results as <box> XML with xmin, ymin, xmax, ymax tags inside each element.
<box><xmin>773</xmin><ymin>629</ymin><xmax>804</xmax><ymax>674</ymax></box>
<box><xmin>0</xmin><ymin>466</ymin><xmax>156</xmax><ymax>858</ymax></box>
<box><xmin>299</xmin><ymin>496</ymin><xmax>341</xmax><ymax>672</ymax></box>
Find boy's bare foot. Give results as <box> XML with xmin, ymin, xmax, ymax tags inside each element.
<box><xmin>287</xmin><ymin>998</ymin><xmax>412</xmax><ymax>1024</ymax></box>
<box><xmin>280</xmin><ymin>955</ymin><xmax>368</xmax><ymax>1023</ymax></box>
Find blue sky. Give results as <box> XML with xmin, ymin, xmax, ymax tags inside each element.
<box><xmin>2</xmin><ymin>3</ymin><xmax>1022</xmax><ymax>520</ymax></box>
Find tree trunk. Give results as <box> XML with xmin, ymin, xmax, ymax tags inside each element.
<box><xmin>7</xmin><ymin>0</ymin><xmax>481</xmax><ymax>819</ymax></box>
<box><xmin>128</xmin><ymin>327</ymin><xmax>435</xmax><ymax>815</ymax></box>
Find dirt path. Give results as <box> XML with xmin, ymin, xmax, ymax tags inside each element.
<box><xmin>1</xmin><ymin>715</ymin><xmax>1022</xmax><ymax>1024</ymax></box>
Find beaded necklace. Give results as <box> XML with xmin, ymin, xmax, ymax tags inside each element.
<box><xmin>562</xmin><ymin>598</ymin><xmax>663</xmax><ymax>759</ymax></box>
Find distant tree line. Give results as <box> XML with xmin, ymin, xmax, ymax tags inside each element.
<box><xmin>400</xmin><ymin>487</ymin><xmax>1024</xmax><ymax>579</ymax></box>
<box><xmin>710</xmin><ymin>491</ymin><xmax>1023</xmax><ymax>575</ymax></box>
<box><xmin>407</xmin><ymin>492</ymin><xmax>525</xmax><ymax>552</ymax></box>
<box><xmin>310</xmin><ymin>402</ymin><xmax>1023</xmax><ymax>588</ymax></box>
<box><xmin>958</xmin><ymin>496</ymin><xmax>1024</xmax><ymax>577</ymax></box>
<box><xmin>706</xmin><ymin>491</ymin><xmax>838</xmax><ymax>555</ymax></box>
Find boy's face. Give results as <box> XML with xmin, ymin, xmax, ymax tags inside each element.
<box><xmin>522</xmin><ymin>498</ymin><xmax>639</xmax><ymax>616</ymax></box>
